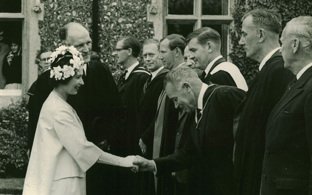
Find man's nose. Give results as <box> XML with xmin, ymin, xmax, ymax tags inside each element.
<box><xmin>239</xmin><ymin>37</ymin><xmax>245</xmax><ymax>45</ymax></box>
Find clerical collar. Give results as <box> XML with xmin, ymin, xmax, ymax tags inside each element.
<box><xmin>125</xmin><ymin>61</ymin><xmax>139</xmax><ymax>79</ymax></box>
<box><xmin>197</xmin><ymin>83</ymin><xmax>209</xmax><ymax>111</ymax></box>
<box><xmin>259</xmin><ymin>47</ymin><xmax>280</xmax><ymax>71</ymax></box>
<box><xmin>204</xmin><ymin>55</ymin><xmax>223</xmax><ymax>75</ymax></box>
<box><xmin>151</xmin><ymin>66</ymin><xmax>164</xmax><ymax>80</ymax></box>
<box><xmin>296</xmin><ymin>62</ymin><xmax>312</xmax><ymax>80</ymax></box>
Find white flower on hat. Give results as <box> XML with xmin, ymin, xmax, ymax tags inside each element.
<box><xmin>49</xmin><ymin>45</ymin><xmax>85</xmax><ymax>80</ymax></box>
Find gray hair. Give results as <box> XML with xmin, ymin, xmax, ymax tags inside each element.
<box><xmin>242</xmin><ymin>9</ymin><xmax>282</xmax><ymax>34</ymax></box>
<box><xmin>286</xmin><ymin>16</ymin><xmax>312</xmax><ymax>49</ymax></box>
<box><xmin>164</xmin><ymin>66</ymin><xmax>199</xmax><ymax>88</ymax></box>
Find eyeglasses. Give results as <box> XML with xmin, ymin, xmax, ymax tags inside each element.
<box><xmin>114</xmin><ymin>48</ymin><xmax>129</xmax><ymax>52</ymax></box>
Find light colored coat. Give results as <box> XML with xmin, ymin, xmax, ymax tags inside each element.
<box><xmin>23</xmin><ymin>90</ymin><xmax>103</xmax><ymax>195</ymax></box>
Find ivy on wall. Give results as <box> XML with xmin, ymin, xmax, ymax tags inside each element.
<box><xmin>230</xmin><ymin>0</ymin><xmax>312</xmax><ymax>84</ymax></box>
<box><xmin>98</xmin><ymin>0</ymin><xmax>154</xmax><ymax>77</ymax></box>
<box><xmin>39</xmin><ymin>0</ymin><xmax>93</xmax><ymax>50</ymax></box>
<box><xmin>39</xmin><ymin>0</ymin><xmax>153</xmax><ymax>79</ymax></box>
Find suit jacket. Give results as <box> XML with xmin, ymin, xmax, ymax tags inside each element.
<box><xmin>233</xmin><ymin>51</ymin><xmax>294</xmax><ymax>195</ymax></box>
<box><xmin>261</xmin><ymin>67</ymin><xmax>312</xmax><ymax>195</ymax></box>
<box><xmin>23</xmin><ymin>90</ymin><xmax>102</xmax><ymax>195</ymax></box>
<box><xmin>155</xmin><ymin>85</ymin><xmax>246</xmax><ymax>195</ymax></box>
<box><xmin>116</xmin><ymin>64</ymin><xmax>150</xmax><ymax>155</ymax></box>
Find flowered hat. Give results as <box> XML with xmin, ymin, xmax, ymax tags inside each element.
<box><xmin>49</xmin><ymin>45</ymin><xmax>85</xmax><ymax>81</ymax></box>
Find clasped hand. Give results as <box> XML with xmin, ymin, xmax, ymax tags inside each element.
<box><xmin>125</xmin><ymin>155</ymin><xmax>156</xmax><ymax>173</ymax></box>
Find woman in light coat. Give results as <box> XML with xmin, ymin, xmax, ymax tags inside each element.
<box><xmin>23</xmin><ymin>46</ymin><xmax>134</xmax><ymax>195</ymax></box>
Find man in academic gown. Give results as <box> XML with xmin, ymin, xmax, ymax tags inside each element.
<box><xmin>186</xmin><ymin>27</ymin><xmax>248</xmax><ymax>91</ymax></box>
<box><xmin>233</xmin><ymin>9</ymin><xmax>294</xmax><ymax>195</ymax></box>
<box><xmin>133</xmin><ymin>67</ymin><xmax>246</xmax><ymax>195</ymax></box>
<box><xmin>113</xmin><ymin>36</ymin><xmax>150</xmax><ymax>195</ymax></box>
<box><xmin>137</xmin><ymin>38</ymin><xmax>169</xmax><ymax>195</ymax></box>
<box><xmin>261</xmin><ymin>16</ymin><xmax>312</xmax><ymax>195</ymax></box>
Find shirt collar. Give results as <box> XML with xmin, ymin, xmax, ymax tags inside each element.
<box><xmin>151</xmin><ymin>66</ymin><xmax>164</xmax><ymax>80</ymax></box>
<box><xmin>296</xmin><ymin>62</ymin><xmax>312</xmax><ymax>80</ymax></box>
<box><xmin>125</xmin><ymin>61</ymin><xmax>139</xmax><ymax>79</ymax></box>
<box><xmin>259</xmin><ymin>47</ymin><xmax>280</xmax><ymax>71</ymax></box>
<box><xmin>204</xmin><ymin>55</ymin><xmax>223</xmax><ymax>75</ymax></box>
<box><xmin>197</xmin><ymin>83</ymin><xmax>208</xmax><ymax>111</ymax></box>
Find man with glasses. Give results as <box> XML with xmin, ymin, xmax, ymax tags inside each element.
<box><xmin>113</xmin><ymin>36</ymin><xmax>150</xmax><ymax>195</ymax></box>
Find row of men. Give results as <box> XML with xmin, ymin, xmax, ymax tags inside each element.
<box><xmin>27</xmin><ymin>8</ymin><xmax>312</xmax><ymax>195</ymax></box>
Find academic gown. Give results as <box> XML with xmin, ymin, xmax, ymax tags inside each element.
<box><xmin>233</xmin><ymin>51</ymin><xmax>294</xmax><ymax>195</ymax></box>
<box><xmin>114</xmin><ymin>64</ymin><xmax>150</xmax><ymax>195</ymax></box>
<box><xmin>155</xmin><ymin>85</ymin><xmax>245</xmax><ymax>195</ymax></box>
<box><xmin>202</xmin><ymin>57</ymin><xmax>248</xmax><ymax>91</ymax></box>
<box><xmin>23</xmin><ymin>90</ymin><xmax>102</xmax><ymax>195</ymax></box>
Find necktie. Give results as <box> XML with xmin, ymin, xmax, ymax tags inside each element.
<box><xmin>143</xmin><ymin>76</ymin><xmax>152</xmax><ymax>94</ymax></box>
<box><xmin>118</xmin><ymin>69</ymin><xmax>128</xmax><ymax>87</ymax></box>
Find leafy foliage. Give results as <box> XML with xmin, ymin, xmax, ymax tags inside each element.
<box><xmin>39</xmin><ymin>0</ymin><xmax>153</xmax><ymax>80</ymax></box>
<box><xmin>98</xmin><ymin>0</ymin><xmax>154</xmax><ymax>78</ymax></box>
<box><xmin>230</xmin><ymin>0</ymin><xmax>312</xmax><ymax>84</ymax></box>
<box><xmin>0</xmin><ymin>100</ymin><xmax>28</xmax><ymax>177</ymax></box>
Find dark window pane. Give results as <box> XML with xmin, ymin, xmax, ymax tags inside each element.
<box><xmin>0</xmin><ymin>0</ymin><xmax>22</xmax><ymax>13</ymax></box>
<box><xmin>202</xmin><ymin>0</ymin><xmax>228</xmax><ymax>15</ymax></box>
<box><xmin>168</xmin><ymin>0</ymin><xmax>193</xmax><ymax>15</ymax></box>
<box><xmin>167</xmin><ymin>21</ymin><xmax>195</xmax><ymax>38</ymax></box>
<box><xmin>0</xmin><ymin>21</ymin><xmax>23</xmax><ymax>89</ymax></box>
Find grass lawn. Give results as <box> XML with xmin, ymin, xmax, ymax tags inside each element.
<box><xmin>0</xmin><ymin>178</ymin><xmax>24</xmax><ymax>195</ymax></box>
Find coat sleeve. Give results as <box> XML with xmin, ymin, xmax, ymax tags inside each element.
<box><xmin>53</xmin><ymin>109</ymin><xmax>102</xmax><ymax>172</ymax></box>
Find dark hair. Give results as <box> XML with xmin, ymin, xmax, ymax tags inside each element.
<box><xmin>49</xmin><ymin>51</ymin><xmax>75</xmax><ymax>87</ymax></box>
<box><xmin>186</xmin><ymin>27</ymin><xmax>221</xmax><ymax>46</ymax></box>
<box><xmin>242</xmin><ymin>9</ymin><xmax>282</xmax><ymax>34</ymax></box>
<box><xmin>120</xmin><ymin>36</ymin><xmax>141</xmax><ymax>58</ymax></box>
<box><xmin>161</xmin><ymin>34</ymin><xmax>186</xmax><ymax>54</ymax></box>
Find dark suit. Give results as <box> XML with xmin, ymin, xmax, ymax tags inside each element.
<box><xmin>155</xmin><ymin>84</ymin><xmax>246</xmax><ymax>195</ymax></box>
<box><xmin>261</xmin><ymin>66</ymin><xmax>312</xmax><ymax>195</ymax></box>
<box><xmin>234</xmin><ymin>51</ymin><xmax>294</xmax><ymax>195</ymax></box>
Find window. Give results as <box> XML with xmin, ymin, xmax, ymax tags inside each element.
<box><xmin>148</xmin><ymin>0</ymin><xmax>233</xmax><ymax>57</ymax></box>
<box><xmin>0</xmin><ymin>0</ymin><xmax>41</xmax><ymax>107</ymax></box>
<box><xmin>0</xmin><ymin>0</ymin><xmax>24</xmax><ymax>91</ymax></box>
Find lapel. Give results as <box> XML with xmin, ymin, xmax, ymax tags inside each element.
<box><xmin>271</xmin><ymin>67</ymin><xmax>312</xmax><ymax>120</ymax></box>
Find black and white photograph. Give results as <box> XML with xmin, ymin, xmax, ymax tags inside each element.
<box><xmin>0</xmin><ymin>0</ymin><xmax>312</xmax><ymax>195</ymax></box>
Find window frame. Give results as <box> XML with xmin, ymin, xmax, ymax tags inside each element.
<box><xmin>148</xmin><ymin>0</ymin><xmax>234</xmax><ymax>58</ymax></box>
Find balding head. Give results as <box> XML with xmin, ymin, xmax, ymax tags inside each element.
<box><xmin>59</xmin><ymin>22</ymin><xmax>92</xmax><ymax>63</ymax></box>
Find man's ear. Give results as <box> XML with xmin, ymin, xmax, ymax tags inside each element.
<box><xmin>127</xmin><ymin>48</ymin><xmax>133</xmax><ymax>56</ymax></box>
<box><xmin>292</xmin><ymin>38</ymin><xmax>300</xmax><ymax>53</ymax></box>
<box><xmin>257</xmin><ymin>28</ymin><xmax>265</xmax><ymax>43</ymax></box>
<box><xmin>182</xmin><ymin>82</ymin><xmax>192</xmax><ymax>92</ymax></box>
<box><xmin>206</xmin><ymin>41</ymin><xmax>213</xmax><ymax>53</ymax></box>
<box><xmin>175</xmin><ymin>47</ymin><xmax>182</xmax><ymax>57</ymax></box>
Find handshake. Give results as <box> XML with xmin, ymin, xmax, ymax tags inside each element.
<box><xmin>121</xmin><ymin>155</ymin><xmax>156</xmax><ymax>173</ymax></box>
